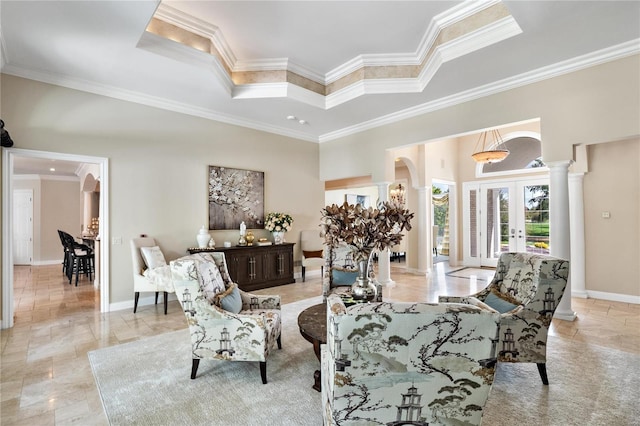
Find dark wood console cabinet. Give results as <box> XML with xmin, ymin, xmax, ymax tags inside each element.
<box><xmin>188</xmin><ymin>243</ymin><xmax>295</xmax><ymax>292</ymax></box>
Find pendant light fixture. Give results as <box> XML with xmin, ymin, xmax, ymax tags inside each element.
<box><xmin>471</xmin><ymin>129</ymin><xmax>509</xmax><ymax>163</ymax></box>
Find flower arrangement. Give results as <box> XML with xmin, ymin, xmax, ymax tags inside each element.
<box><xmin>320</xmin><ymin>201</ymin><xmax>414</xmax><ymax>263</ymax></box>
<box><xmin>264</xmin><ymin>212</ymin><xmax>294</xmax><ymax>232</ymax></box>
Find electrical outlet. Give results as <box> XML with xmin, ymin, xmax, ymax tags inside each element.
<box><xmin>112</xmin><ymin>237</ymin><xmax>123</xmax><ymax>245</ymax></box>
<box><xmin>602</xmin><ymin>211</ymin><xmax>611</xmax><ymax>219</ymax></box>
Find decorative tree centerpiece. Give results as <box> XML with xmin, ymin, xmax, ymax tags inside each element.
<box><xmin>321</xmin><ymin>201</ymin><xmax>414</xmax><ymax>299</ymax></box>
<box><xmin>264</xmin><ymin>212</ymin><xmax>293</xmax><ymax>244</ymax></box>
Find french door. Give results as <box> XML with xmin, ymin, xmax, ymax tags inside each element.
<box><xmin>463</xmin><ymin>178</ymin><xmax>549</xmax><ymax>267</ymax></box>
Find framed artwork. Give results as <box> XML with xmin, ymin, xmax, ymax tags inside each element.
<box><xmin>345</xmin><ymin>194</ymin><xmax>371</xmax><ymax>208</ymax></box>
<box><xmin>208</xmin><ymin>166</ymin><xmax>264</xmax><ymax>230</ymax></box>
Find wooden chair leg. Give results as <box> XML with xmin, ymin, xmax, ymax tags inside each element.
<box><xmin>164</xmin><ymin>291</ymin><xmax>168</xmax><ymax>315</ymax></box>
<box><xmin>133</xmin><ymin>292</ymin><xmax>140</xmax><ymax>313</ymax></box>
<box><xmin>191</xmin><ymin>359</ymin><xmax>200</xmax><ymax>379</ymax></box>
<box><xmin>260</xmin><ymin>361</ymin><xmax>267</xmax><ymax>384</ymax></box>
<box><xmin>537</xmin><ymin>363</ymin><xmax>549</xmax><ymax>385</ymax></box>
<box><xmin>155</xmin><ymin>292</ymin><xmax>159</xmax><ymax>305</ymax></box>
<box><xmin>277</xmin><ymin>334</ymin><xmax>282</xmax><ymax>349</ymax></box>
<box><xmin>302</xmin><ymin>266</ymin><xmax>306</xmax><ymax>282</ymax></box>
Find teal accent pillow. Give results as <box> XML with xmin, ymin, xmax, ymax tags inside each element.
<box><xmin>220</xmin><ymin>285</ymin><xmax>242</xmax><ymax>314</ymax></box>
<box><xmin>484</xmin><ymin>292</ymin><xmax>518</xmax><ymax>313</ymax></box>
<box><xmin>332</xmin><ymin>269</ymin><xmax>358</xmax><ymax>286</ymax></box>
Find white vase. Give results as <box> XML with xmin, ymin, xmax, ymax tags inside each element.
<box><xmin>272</xmin><ymin>231</ymin><xmax>285</xmax><ymax>245</ymax></box>
<box><xmin>196</xmin><ymin>226</ymin><xmax>211</xmax><ymax>248</ymax></box>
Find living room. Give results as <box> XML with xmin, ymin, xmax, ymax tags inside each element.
<box><xmin>1</xmin><ymin>1</ymin><xmax>639</xmax><ymax>424</ymax></box>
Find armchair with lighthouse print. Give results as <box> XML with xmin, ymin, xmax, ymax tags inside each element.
<box><xmin>170</xmin><ymin>252</ymin><xmax>282</xmax><ymax>384</ymax></box>
<box><xmin>321</xmin><ymin>294</ymin><xmax>500</xmax><ymax>425</ymax></box>
<box><xmin>438</xmin><ymin>252</ymin><xmax>569</xmax><ymax>385</ymax></box>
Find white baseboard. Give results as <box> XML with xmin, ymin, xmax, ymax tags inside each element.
<box><xmin>109</xmin><ymin>292</ymin><xmax>178</xmax><ymax>313</ymax></box>
<box><xmin>585</xmin><ymin>290</ymin><xmax>640</xmax><ymax>305</ymax></box>
<box><xmin>15</xmin><ymin>259</ymin><xmax>63</xmax><ymax>266</ymax></box>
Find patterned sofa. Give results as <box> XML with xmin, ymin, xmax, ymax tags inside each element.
<box><xmin>322</xmin><ymin>294</ymin><xmax>501</xmax><ymax>425</ymax></box>
<box><xmin>439</xmin><ymin>252</ymin><xmax>569</xmax><ymax>385</ymax></box>
<box><xmin>170</xmin><ymin>252</ymin><xmax>282</xmax><ymax>384</ymax></box>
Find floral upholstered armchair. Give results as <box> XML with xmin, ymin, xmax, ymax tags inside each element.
<box><xmin>322</xmin><ymin>294</ymin><xmax>500</xmax><ymax>426</ymax></box>
<box><xmin>170</xmin><ymin>252</ymin><xmax>282</xmax><ymax>384</ymax></box>
<box><xmin>439</xmin><ymin>252</ymin><xmax>569</xmax><ymax>385</ymax></box>
<box><xmin>322</xmin><ymin>242</ymin><xmax>379</xmax><ymax>301</ymax></box>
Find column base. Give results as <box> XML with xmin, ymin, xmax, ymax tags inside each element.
<box><xmin>376</xmin><ymin>279</ymin><xmax>396</xmax><ymax>287</ymax></box>
<box><xmin>572</xmin><ymin>290</ymin><xmax>588</xmax><ymax>299</ymax></box>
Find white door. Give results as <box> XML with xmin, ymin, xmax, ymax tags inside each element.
<box><xmin>464</xmin><ymin>178</ymin><xmax>550</xmax><ymax>267</ymax></box>
<box><xmin>13</xmin><ymin>190</ymin><xmax>33</xmax><ymax>265</ymax></box>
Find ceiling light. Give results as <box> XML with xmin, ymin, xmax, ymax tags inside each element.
<box><xmin>471</xmin><ymin>129</ymin><xmax>509</xmax><ymax>164</ymax></box>
<box><xmin>298</xmin><ymin>119</ymin><xmax>306</xmax><ymax>125</ymax></box>
<box><xmin>50</xmin><ymin>168</ymin><xmax>56</xmax><ymax>172</ymax></box>
<box><xmin>286</xmin><ymin>115</ymin><xmax>296</xmax><ymax>120</ymax></box>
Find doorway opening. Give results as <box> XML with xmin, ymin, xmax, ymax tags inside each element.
<box><xmin>2</xmin><ymin>148</ymin><xmax>110</xmax><ymax>329</ymax></box>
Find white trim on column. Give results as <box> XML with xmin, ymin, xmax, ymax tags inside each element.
<box><xmin>547</xmin><ymin>160</ymin><xmax>576</xmax><ymax>321</ymax></box>
<box><xmin>569</xmin><ymin>172</ymin><xmax>588</xmax><ymax>299</ymax></box>
<box><xmin>375</xmin><ymin>182</ymin><xmax>394</xmax><ymax>286</ymax></box>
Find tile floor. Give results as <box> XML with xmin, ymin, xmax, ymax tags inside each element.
<box><xmin>1</xmin><ymin>261</ymin><xmax>639</xmax><ymax>425</ymax></box>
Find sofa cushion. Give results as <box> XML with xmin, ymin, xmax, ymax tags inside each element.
<box><xmin>140</xmin><ymin>246</ymin><xmax>167</xmax><ymax>269</ymax></box>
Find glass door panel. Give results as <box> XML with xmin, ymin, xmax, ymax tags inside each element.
<box><xmin>464</xmin><ymin>178</ymin><xmax>549</xmax><ymax>268</ymax></box>
<box><xmin>523</xmin><ymin>184</ymin><xmax>550</xmax><ymax>254</ymax></box>
<box><xmin>481</xmin><ymin>185</ymin><xmax>514</xmax><ymax>267</ymax></box>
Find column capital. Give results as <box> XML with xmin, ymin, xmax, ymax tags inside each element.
<box><xmin>545</xmin><ymin>160</ymin><xmax>573</xmax><ymax>170</ymax></box>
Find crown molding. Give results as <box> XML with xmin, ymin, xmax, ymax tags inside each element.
<box><xmin>4</xmin><ymin>37</ymin><xmax>636</xmax><ymax>146</ymax></box>
<box><xmin>148</xmin><ymin>0</ymin><xmax>519</xmax><ymax>106</ymax></box>
<box><xmin>1</xmin><ymin>64</ymin><xmax>319</xmax><ymax>143</ymax></box>
<box><xmin>318</xmin><ymin>39</ymin><xmax>640</xmax><ymax>143</ymax></box>
<box><xmin>155</xmin><ymin>3</ymin><xmax>237</xmax><ymax>69</ymax></box>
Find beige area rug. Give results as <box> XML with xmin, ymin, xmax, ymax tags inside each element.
<box><xmin>89</xmin><ymin>297</ymin><xmax>640</xmax><ymax>426</ymax></box>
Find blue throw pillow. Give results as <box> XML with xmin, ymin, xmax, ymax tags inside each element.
<box><xmin>484</xmin><ymin>292</ymin><xmax>518</xmax><ymax>314</ymax></box>
<box><xmin>332</xmin><ymin>269</ymin><xmax>358</xmax><ymax>286</ymax></box>
<box><xmin>219</xmin><ymin>285</ymin><xmax>242</xmax><ymax>314</ymax></box>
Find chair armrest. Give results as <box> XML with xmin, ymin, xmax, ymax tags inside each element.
<box><xmin>239</xmin><ymin>290</ymin><xmax>281</xmax><ymax>310</ymax></box>
<box><xmin>326</xmin><ymin>293</ymin><xmax>347</xmax><ymax>316</ymax></box>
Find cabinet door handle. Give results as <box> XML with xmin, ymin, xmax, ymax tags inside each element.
<box><xmin>277</xmin><ymin>254</ymin><xmax>284</xmax><ymax>275</ymax></box>
<box><xmin>249</xmin><ymin>257</ymin><xmax>256</xmax><ymax>279</ymax></box>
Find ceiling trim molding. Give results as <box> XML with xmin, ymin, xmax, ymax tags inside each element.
<box><xmin>319</xmin><ymin>39</ymin><xmax>640</xmax><ymax>142</ymax></box>
<box><xmin>0</xmin><ymin>64</ymin><xmax>318</xmax><ymax>143</ymax></box>
<box><xmin>4</xmin><ymin>39</ymin><xmax>637</xmax><ymax>145</ymax></box>
<box><xmin>145</xmin><ymin>0</ymin><xmax>520</xmax><ymax>107</ymax></box>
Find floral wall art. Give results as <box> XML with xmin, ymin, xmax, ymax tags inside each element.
<box><xmin>208</xmin><ymin>166</ymin><xmax>264</xmax><ymax>230</ymax></box>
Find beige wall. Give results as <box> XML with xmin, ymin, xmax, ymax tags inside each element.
<box><xmin>1</xmin><ymin>74</ymin><xmax>324</xmax><ymax>307</ymax></box>
<box><xmin>14</xmin><ymin>177</ymin><xmax>81</xmax><ymax>264</ymax></box>
<box><xmin>41</xmin><ymin>179</ymin><xmax>82</xmax><ymax>263</ymax></box>
<box><xmin>584</xmin><ymin>138</ymin><xmax>640</xmax><ymax>296</ymax></box>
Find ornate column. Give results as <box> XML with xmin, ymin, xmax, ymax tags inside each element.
<box><xmin>547</xmin><ymin>161</ymin><xmax>576</xmax><ymax>321</ymax></box>
<box><xmin>569</xmin><ymin>172</ymin><xmax>587</xmax><ymax>298</ymax></box>
<box><xmin>375</xmin><ymin>182</ymin><xmax>394</xmax><ymax>286</ymax></box>
<box><xmin>417</xmin><ymin>186</ymin><xmax>431</xmax><ymax>274</ymax></box>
